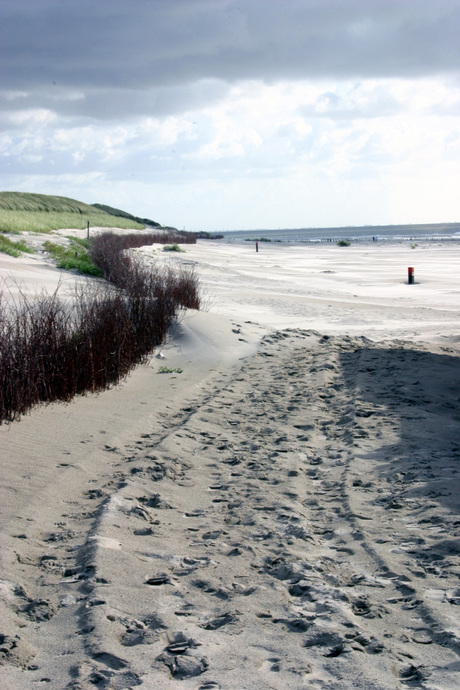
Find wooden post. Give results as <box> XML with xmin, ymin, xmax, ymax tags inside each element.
<box><xmin>87</xmin><ymin>220</ymin><xmax>90</xmax><ymax>240</ymax></box>
<box><xmin>408</xmin><ymin>267</ymin><xmax>414</xmax><ymax>284</ymax></box>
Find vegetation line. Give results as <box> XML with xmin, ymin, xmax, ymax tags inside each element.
<box><xmin>0</xmin><ymin>235</ymin><xmax>34</xmax><ymax>257</ymax></box>
<box><xmin>44</xmin><ymin>240</ymin><xmax>103</xmax><ymax>277</ymax></box>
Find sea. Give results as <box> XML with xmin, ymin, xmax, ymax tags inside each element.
<box><xmin>221</xmin><ymin>222</ymin><xmax>460</xmax><ymax>244</ymax></box>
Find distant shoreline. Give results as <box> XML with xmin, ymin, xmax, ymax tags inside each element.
<box><xmin>222</xmin><ymin>221</ymin><xmax>460</xmax><ymax>244</ymax></box>
<box><xmin>222</xmin><ymin>234</ymin><xmax>460</xmax><ymax>245</ymax></box>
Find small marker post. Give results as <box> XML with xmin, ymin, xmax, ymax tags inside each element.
<box><xmin>408</xmin><ymin>267</ymin><xmax>414</xmax><ymax>284</ymax></box>
<box><xmin>87</xmin><ymin>220</ymin><xmax>90</xmax><ymax>240</ymax></box>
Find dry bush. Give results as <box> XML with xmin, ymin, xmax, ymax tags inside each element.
<box><xmin>89</xmin><ymin>231</ymin><xmax>196</xmax><ymax>283</ymax></box>
<box><xmin>0</xmin><ymin>232</ymin><xmax>200</xmax><ymax>423</ymax></box>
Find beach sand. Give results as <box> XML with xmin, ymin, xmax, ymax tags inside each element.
<box><xmin>1</xmin><ymin>239</ymin><xmax>459</xmax><ymax>689</ymax></box>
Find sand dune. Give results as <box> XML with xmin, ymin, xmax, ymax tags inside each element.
<box><xmin>1</xmin><ymin>240</ymin><xmax>459</xmax><ymax>689</ymax></box>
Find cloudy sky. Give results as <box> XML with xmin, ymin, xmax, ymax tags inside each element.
<box><xmin>1</xmin><ymin>0</ymin><xmax>460</xmax><ymax>231</ymax></box>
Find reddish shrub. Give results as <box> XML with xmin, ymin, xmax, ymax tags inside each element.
<box><xmin>0</xmin><ymin>232</ymin><xmax>200</xmax><ymax>423</ymax></box>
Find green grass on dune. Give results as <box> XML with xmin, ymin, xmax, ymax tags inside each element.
<box><xmin>0</xmin><ymin>209</ymin><xmax>144</xmax><ymax>234</ymax></box>
<box><xmin>0</xmin><ymin>192</ymin><xmax>144</xmax><ymax>233</ymax></box>
<box><xmin>43</xmin><ymin>239</ymin><xmax>103</xmax><ymax>277</ymax></box>
<box><xmin>0</xmin><ymin>192</ymin><xmax>100</xmax><ymax>213</ymax></box>
<box><xmin>163</xmin><ymin>243</ymin><xmax>184</xmax><ymax>252</ymax></box>
<box><xmin>0</xmin><ymin>235</ymin><xmax>34</xmax><ymax>257</ymax></box>
<box><xmin>92</xmin><ymin>202</ymin><xmax>163</xmax><ymax>229</ymax></box>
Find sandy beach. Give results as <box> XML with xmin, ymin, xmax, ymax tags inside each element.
<box><xmin>1</xmin><ymin>238</ymin><xmax>459</xmax><ymax>689</ymax></box>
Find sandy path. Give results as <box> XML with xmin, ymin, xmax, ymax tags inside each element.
<box><xmin>1</xmin><ymin>240</ymin><xmax>460</xmax><ymax>688</ymax></box>
<box><xmin>2</xmin><ymin>331</ymin><xmax>459</xmax><ymax>688</ymax></box>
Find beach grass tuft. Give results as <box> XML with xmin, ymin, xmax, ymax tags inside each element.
<box><xmin>163</xmin><ymin>243</ymin><xmax>184</xmax><ymax>252</ymax></box>
<box><xmin>0</xmin><ymin>235</ymin><xmax>34</xmax><ymax>257</ymax></box>
<box><xmin>157</xmin><ymin>365</ymin><xmax>183</xmax><ymax>374</ymax></box>
<box><xmin>43</xmin><ymin>240</ymin><xmax>103</xmax><ymax>277</ymax></box>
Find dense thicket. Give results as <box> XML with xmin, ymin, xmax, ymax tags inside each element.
<box><xmin>89</xmin><ymin>231</ymin><xmax>196</xmax><ymax>286</ymax></box>
<box><xmin>0</xmin><ymin>232</ymin><xmax>199</xmax><ymax>423</ymax></box>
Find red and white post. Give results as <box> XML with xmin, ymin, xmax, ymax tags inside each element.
<box><xmin>408</xmin><ymin>267</ymin><xmax>414</xmax><ymax>284</ymax></box>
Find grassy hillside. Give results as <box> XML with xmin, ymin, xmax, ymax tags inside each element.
<box><xmin>0</xmin><ymin>192</ymin><xmax>103</xmax><ymax>214</ymax></box>
<box><xmin>92</xmin><ymin>202</ymin><xmax>163</xmax><ymax>229</ymax></box>
<box><xmin>0</xmin><ymin>192</ymin><xmax>144</xmax><ymax>233</ymax></box>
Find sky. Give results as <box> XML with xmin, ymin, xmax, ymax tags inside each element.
<box><xmin>1</xmin><ymin>0</ymin><xmax>460</xmax><ymax>231</ymax></box>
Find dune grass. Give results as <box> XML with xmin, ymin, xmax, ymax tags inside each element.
<box><xmin>163</xmin><ymin>243</ymin><xmax>184</xmax><ymax>252</ymax></box>
<box><xmin>0</xmin><ymin>192</ymin><xmax>144</xmax><ymax>233</ymax></box>
<box><xmin>157</xmin><ymin>366</ymin><xmax>183</xmax><ymax>374</ymax></box>
<box><xmin>0</xmin><ymin>191</ymin><xmax>103</xmax><ymax>213</ymax></box>
<box><xmin>0</xmin><ymin>209</ymin><xmax>144</xmax><ymax>234</ymax></box>
<box><xmin>43</xmin><ymin>240</ymin><xmax>103</xmax><ymax>277</ymax></box>
<box><xmin>92</xmin><ymin>202</ymin><xmax>163</xmax><ymax>229</ymax></box>
<box><xmin>0</xmin><ymin>235</ymin><xmax>34</xmax><ymax>257</ymax></box>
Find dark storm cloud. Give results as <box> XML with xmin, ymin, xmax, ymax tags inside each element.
<box><xmin>2</xmin><ymin>0</ymin><xmax>460</xmax><ymax>114</ymax></box>
<box><xmin>0</xmin><ymin>80</ymin><xmax>229</xmax><ymax>122</ymax></box>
